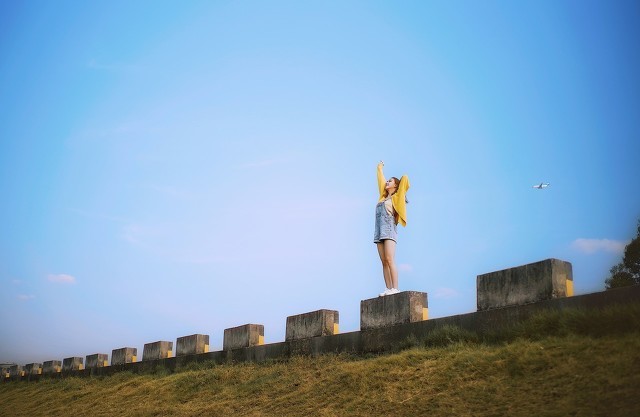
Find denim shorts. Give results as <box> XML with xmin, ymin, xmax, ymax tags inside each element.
<box><xmin>373</xmin><ymin>201</ymin><xmax>397</xmax><ymax>243</ymax></box>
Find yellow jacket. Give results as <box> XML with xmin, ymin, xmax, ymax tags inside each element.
<box><xmin>377</xmin><ymin>162</ymin><xmax>410</xmax><ymax>227</ymax></box>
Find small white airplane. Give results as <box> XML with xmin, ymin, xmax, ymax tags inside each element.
<box><xmin>532</xmin><ymin>182</ymin><xmax>550</xmax><ymax>189</ymax></box>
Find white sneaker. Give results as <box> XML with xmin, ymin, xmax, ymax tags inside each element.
<box><xmin>379</xmin><ymin>288</ymin><xmax>391</xmax><ymax>297</ymax></box>
<box><xmin>388</xmin><ymin>288</ymin><xmax>400</xmax><ymax>295</ymax></box>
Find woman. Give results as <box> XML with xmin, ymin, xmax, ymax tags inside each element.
<box><xmin>374</xmin><ymin>160</ymin><xmax>410</xmax><ymax>296</ymax></box>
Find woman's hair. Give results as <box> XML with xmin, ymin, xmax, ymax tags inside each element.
<box><xmin>385</xmin><ymin>177</ymin><xmax>409</xmax><ymax>203</ymax></box>
<box><xmin>384</xmin><ymin>177</ymin><xmax>401</xmax><ymax>198</ymax></box>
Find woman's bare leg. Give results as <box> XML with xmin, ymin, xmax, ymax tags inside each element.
<box><xmin>384</xmin><ymin>239</ymin><xmax>398</xmax><ymax>289</ymax></box>
<box><xmin>377</xmin><ymin>242</ymin><xmax>392</xmax><ymax>289</ymax></box>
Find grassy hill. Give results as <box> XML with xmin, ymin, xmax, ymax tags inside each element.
<box><xmin>2</xmin><ymin>304</ymin><xmax>640</xmax><ymax>416</ymax></box>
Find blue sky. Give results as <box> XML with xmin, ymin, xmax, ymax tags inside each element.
<box><xmin>1</xmin><ymin>0</ymin><xmax>638</xmax><ymax>364</ymax></box>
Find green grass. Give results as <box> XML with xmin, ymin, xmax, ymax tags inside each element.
<box><xmin>2</xmin><ymin>305</ymin><xmax>640</xmax><ymax>416</ymax></box>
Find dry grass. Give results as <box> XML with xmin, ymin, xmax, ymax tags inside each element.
<box><xmin>3</xmin><ymin>305</ymin><xmax>640</xmax><ymax>416</ymax></box>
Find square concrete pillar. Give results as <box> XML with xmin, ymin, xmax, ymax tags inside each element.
<box><xmin>62</xmin><ymin>357</ymin><xmax>84</xmax><ymax>371</ymax></box>
<box><xmin>361</xmin><ymin>291</ymin><xmax>428</xmax><ymax>331</ymax></box>
<box><xmin>85</xmin><ymin>354</ymin><xmax>109</xmax><ymax>369</ymax></box>
<box><xmin>176</xmin><ymin>334</ymin><xmax>210</xmax><ymax>356</ymax></box>
<box><xmin>223</xmin><ymin>324</ymin><xmax>264</xmax><ymax>350</ymax></box>
<box><xmin>477</xmin><ymin>258</ymin><xmax>574</xmax><ymax>311</ymax></box>
<box><xmin>25</xmin><ymin>363</ymin><xmax>43</xmax><ymax>376</ymax></box>
<box><xmin>142</xmin><ymin>341</ymin><xmax>173</xmax><ymax>361</ymax></box>
<box><xmin>286</xmin><ymin>309</ymin><xmax>339</xmax><ymax>341</ymax></box>
<box><xmin>111</xmin><ymin>348</ymin><xmax>137</xmax><ymax>365</ymax></box>
<box><xmin>9</xmin><ymin>365</ymin><xmax>25</xmax><ymax>378</ymax></box>
<box><xmin>43</xmin><ymin>360</ymin><xmax>62</xmax><ymax>375</ymax></box>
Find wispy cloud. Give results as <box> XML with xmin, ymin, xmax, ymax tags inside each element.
<box><xmin>433</xmin><ymin>287</ymin><xmax>460</xmax><ymax>299</ymax></box>
<box><xmin>570</xmin><ymin>238</ymin><xmax>627</xmax><ymax>255</ymax></box>
<box><xmin>47</xmin><ymin>274</ymin><xmax>77</xmax><ymax>284</ymax></box>
<box><xmin>17</xmin><ymin>294</ymin><xmax>35</xmax><ymax>301</ymax></box>
<box><xmin>398</xmin><ymin>264</ymin><xmax>413</xmax><ymax>273</ymax></box>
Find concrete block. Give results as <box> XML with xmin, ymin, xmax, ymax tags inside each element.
<box><xmin>62</xmin><ymin>357</ymin><xmax>84</xmax><ymax>371</ymax></box>
<box><xmin>142</xmin><ymin>341</ymin><xmax>173</xmax><ymax>361</ymax></box>
<box><xmin>286</xmin><ymin>309</ymin><xmax>339</xmax><ymax>341</ymax></box>
<box><xmin>43</xmin><ymin>360</ymin><xmax>62</xmax><ymax>375</ymax></box>
<box><xmin>223</xmin><ymin>324</ymin><xmax>264</xmax><ymax>350</ymax></box>
<box><xmin>477</xmin><ymin>258</ymin><xmax>574</xmax><ymax>311</ymax></box>
<box><xmin>9</xmin><ymin>365</ymin><xmax>25</xmax><ymax>378</ymax></box>
<box><xmin>1</xmin><ymin>365</ymin><xmax>10</xmax><ymax>379</ymax></box>
<box><xmin>111</xmin><ymin>348</ymin><xmax>137</xmax><ymax>365</ymax></box>
<box><xmin>176</xmin><ymin>334</ymin><xmax>210</xmax><ymax>356</ymax></box>
<box><xmin>360</xmin><ymin>291</ymin><xmax>428</xmax><ymax>331</ymax></box>
<box><xmin>25</xmin><ymin>363</ymin><xmax>43</xmax><ymax>376</ymax></box>
<box><xmin>86</xmin><ymin>354</ymin><xmax>109</xmax><ymax>369</ymax></box>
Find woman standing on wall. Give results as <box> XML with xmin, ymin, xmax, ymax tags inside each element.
<box><xmin>374</xmin><ymin>161</ymin><xmax>410</xmax><ymax>296</ymax></box>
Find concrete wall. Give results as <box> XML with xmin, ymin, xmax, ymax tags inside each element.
<box><xmin>361</xmin><ymin>291</ymin><xmax>428</xmax><ymax>330</ymax></box>
<box><xmin>176</xmin><ymin>334</ymin><xmax>209</xmax><ymax>356</ymax></box>
<box><xmin>62</xmin><ymin>357</ymin><xmax>84</xmax><ymax>372</ymax></box>
<box><xmin>86</xmin><ymin>354</ymin><xmax>109</xmax><ymax>369</ymax></box>
<box><xmin>286</xmin><ymin>309</ymin><xmax>339</xmax><ymax>341</ymax></box>
<box><xmin>7</xmin><ymin>285</ymin><xmax>640</xmax><ymax>381</ymax></box>
<box><xmin>111</xmin><ymin>348</ymin><xmax>137</xmax><ymax>366</ymax></box>
<box><xmin>43</xmin><ymin>360</ymin><xmax>62</xmax><ymax>375</ymax></box>
<box><xmin>6</xmin><ymin>257</ymin><xmax>640</xmax><ymax>382</ymax></box>
<box><xmin>142</xmin><ymin>341</ymin><xmax>173</xmax><ymax>361</ymax></box>
<box><xmin>477</xmin><ymin>258</ymin><xmax>573</xmax><ymax>311</ymax></box>
<box><xmin>224</xmin><ymin>324</ymin><xmax>264</xmax><ymax>350</ymax></box>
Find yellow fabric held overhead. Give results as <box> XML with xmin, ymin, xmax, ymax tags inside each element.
<box><xmin>377</xmin><ymin>163</ymin><xmax>410</xmax><ymax>227</ymax></box>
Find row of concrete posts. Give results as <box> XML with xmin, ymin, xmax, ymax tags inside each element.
<box><xmin>2</xmin><ymin>258</ymin><xmax>574</xmax><ymax>381</ymax></box>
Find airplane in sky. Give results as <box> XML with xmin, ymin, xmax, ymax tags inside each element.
<box><xmin>532</xmin><ymin>182</ymin><xmax>550</xmax><ymax>189</ymax></box>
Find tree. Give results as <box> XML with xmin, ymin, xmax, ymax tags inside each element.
<box><xmin>605</xmin><ymin>219</ymin><xmax>640</xmax><ymax>289</ymax></box>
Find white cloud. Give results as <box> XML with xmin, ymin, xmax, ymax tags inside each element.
<box><xmin>571</xmin><ymin>238</ymin><xmax>627</xmax><ymax>255</ymax></box>
<box><xmin>17</xmin><ymin>294</ymin><xmax>35</xmax><ymax>301</ymax></box>
<box><xmin>47</xmin><ymin>274</ymin><xmax>77</xmax><ymax>284</ymax></box>
<box><xmin>398</xmin><ymin>264</ymin><xmax>413</xmax><ymax>272</ymax></box>
<box><xmin>433</xmin><ymin>287</ymin><xmax>460</xmax><ymax>299</ymax></box>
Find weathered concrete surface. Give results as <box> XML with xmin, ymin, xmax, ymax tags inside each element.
<box><xmin>25</xmin><ymin>363</ymin><xmax>42</xmax><ymax>376</ymax></box>
<box><xmin>62</xmin><ymin>357</ymin><xmax>84</xmax><ymax>372</ymax></box>
<box><xmin>286</xmin><ymin>309</ymin><xmax>339</xmax><ymax>341</ymax></box>
<box><xmin>224</xmin><ymin>324</ymin><xmax>264</xmax><ymax>350</ymax></box>
<box><xmin>176</xmin><ymin>334</ymin><xmax>210</xmax><ymax>356</ymax></box>
<box><xmin>143</xmin><ymin>341</ymin><xmax>173</xmax><ymax>361</ymax></box>
<box><xmin>86</xmin><ymin>354</ymin><xmax>109</xmax><ymax>368</ymax></box>
<box><xmin>7</xmin><ymin>285</ymin><xmax>640</xmax><ymax>382</ymax></box>
<box><xmin>361</xmin><ymin>291</ymin><xmax>428</xmax><ymax>331</ymax></box>
<box><xmin>477</xmin><ymin>258</ymin><xmax>573</xmax><ymax>311</ymax></box>
<box><xmin>111</xmin><ymin>347</ymin><xmax>137</xmax><ymax>365</ymax></box>
<box><xmin>1</xmin><ymin>365</ymin><xmax>11</xmax><ymax>380</ymax></box>
<box><xmin>43</xmin><ymin>360</ymin><xmax>62</xmax><ymax>376</ymax></box>
<box><xmin>9</xmin><ymin>365</ymin><xmax>25</xmax><ymax>381</ymax></box>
